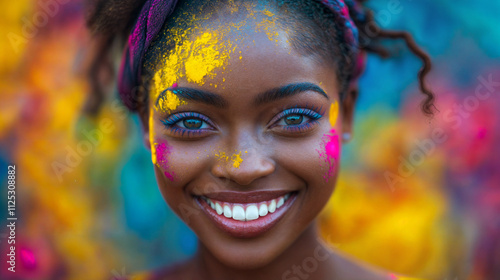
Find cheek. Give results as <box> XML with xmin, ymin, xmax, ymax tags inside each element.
<box><xmin>153</xmin><ymin>141</ymin><xmax>175</xmax><ymax>181</ymax></box>
<box><xmin>317</xmin><ymin>129</ymin><xmax>340</xmax><ymax>182</ymax></box>
<box><xmin>316</xmin><ymin>100</ymin><xmax>341</xmax><ymax>182</ymax></box>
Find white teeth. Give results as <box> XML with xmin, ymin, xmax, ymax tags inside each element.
<box><xmin>203</xmin><ymin>193</ymin><xmax>294</xmax><ymax>221</ymax></box>
<box><xmin>245</xmin><ymin>205</ymin><xmax>259</xmax><ymax>221</ymax></box>
<box><xmin>259</xmin><ymin>203</ymin><xmax>268</xmax><ymax>216</ymax></box>
<box><xmin>268</xmin><ymin>199</ymin><xmax>277</xmax><ymax>213</ymax></box>
<box><xmin>215</xmin><ymin>202</ymin><xmax>223</xmax><ymax>215</ymax></box>
<box><xmin>232</xmin><ymin>205</ymin><xmax>246</xmax><ymax>221</ymax></box>
<box><xmin>223</xmin><ymin>204</ymin><xmax>232</xmax><ymax>218</ymax></box>
<box><xmin>277</xmin><ymin>197</ymin><xmax>284</xmax><ymax>208</ymax></box>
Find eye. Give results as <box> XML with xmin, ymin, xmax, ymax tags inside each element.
<box><xmin>282</xmin><ymin>114</ymin><xmax>304</xmax><ymax>125</ymax></box>
<box><xmin>269</xmin><ymin>106</ymin><xmax>323</xmax><ymax>134</ymax></box>
<box><xmin>179</xmin><ymin>118</ymin><xmax>209</xmax><ymax>129</ymax></box>
<box><xmin>161</xmin><ymin>112</ymin><xmax>215</xmax><ymax>138</ymax></box>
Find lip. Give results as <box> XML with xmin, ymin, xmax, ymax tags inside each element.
<box><xmin>194</xmin><ymin>191</ymin><xmax>298</xmax><ymax>238</ymax></box>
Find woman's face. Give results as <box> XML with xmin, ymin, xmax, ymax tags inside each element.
<box><xmin>144</xmin><ymin>10</ymin><xmax>352</xmax><ymax>269</ymax></box>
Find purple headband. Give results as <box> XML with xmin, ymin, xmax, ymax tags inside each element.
<box><xmin>118</xmin><ymin>0</ymin><xmax>365</xmax><ymax>111</ymax></box>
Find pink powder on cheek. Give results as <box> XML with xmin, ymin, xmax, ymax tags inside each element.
<box><xmin>155</xmin><ymin>142</ymin><xmax>175</xmax><ymax>181</ymax></box>
<box><xmin>325</xmin><ymin>133</ymin><xmax>340</xmax><ymax>160</ymax></box>
<box><xmin>317</xmin><ymin>129</ymin><xmax>340</xmax><ymax>182</ymax></box>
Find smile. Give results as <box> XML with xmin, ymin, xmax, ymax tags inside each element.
<box><xmin>195</xmin><ymin>191</ymin><xmax>298</xmax><ymax>238</ymax></box>
<box><xmin>203</xmin><ymin>192</ymin><xmax>292</xmax><ymax>221</ymax></box>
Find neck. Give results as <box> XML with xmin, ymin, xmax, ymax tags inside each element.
<box><xmin>194</xmin><ymin>222</ymin><xmax>336</xmax><ymax>280</ymax></box>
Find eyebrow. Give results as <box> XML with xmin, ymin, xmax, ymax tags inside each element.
<box><xmin>156</xmin><ymin>82</ymin><xmax>328</xmax><ymax>108</ymax></box>
<box><xmin>157</xmin><ymin>87</ymin><xmax>228</xmax><ymax>108</ymax></box>
<box><xmin>253</xmin><ymin>82</ymin><xmax>329</xmax><ymax>105</ymax></box>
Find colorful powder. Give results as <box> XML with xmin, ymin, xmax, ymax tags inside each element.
<box><xmin>329</xmin><ymin>101</ymin><xmax>339</xmax><ymax>127</ymax></box>
<box><xmin>262</xmin><ymin>10</ymin><xmax>275</xmax><ymax>17</ymax></box>
<box><xmin>231</xmin><ymin>151</ymin><xmax>243</xmax><ymax>168</ymax></box>
<box><xmin>149</xmin><ymin>111</ymin><xmax>157</xmax><ymax>165</ymax></box>
<box><xmin>255</xmin><ymin>11</ymin><xmax>281</xmax><ymax>42</ymax></box>
<box><xmin>215</xmin><ymin>151</ymin><xmax>229</xmax><ymax>161</ymax></box>
<box><xmin>317</xmin><ymin>129</ymin><xmax>340</xmax><ymax>181</ymax></box>
<box><xmin>151</xmin><ymin>17</ymin><xmax>236</xmax><ymax>113</ymax></box>
<box><xmin>156</xmin><ymin>89</ymin><xmax>186</xmax><ymax>113</ymax></box>
<box><xmin>151</xmin><ymin>4</ymin><xmax>285</xmax><ymax>113</ymax></box>
<box><xmin>215</xmin><ymin>150</ymin><xmax>244</xmax><ymax>168</ymax></box>
<box><xmin>184</xmin><ymin>32</ymin><xmax>229</xmax><ymax>83</ymax></box>
<box><xmin>154</xmin><ymin>142</ymin><xmax>175</xmax><ymax>181</ymax></box>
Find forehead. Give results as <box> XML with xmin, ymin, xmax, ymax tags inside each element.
<box><xmin>149</xmin><ymin>3</ymin><xmax>338</xmax><ymax>100</ymax></box>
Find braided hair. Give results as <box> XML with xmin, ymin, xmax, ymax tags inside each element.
<box><xmin>85</xmin><ymin>0</ymin><xmax>436</xmax><ymax>116</ymax></box>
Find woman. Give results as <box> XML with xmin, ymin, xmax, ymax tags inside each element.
<box><xmin>86</xmin><ymin>0</ymin><xmax>435</xmax><ymax>279</ymax></box>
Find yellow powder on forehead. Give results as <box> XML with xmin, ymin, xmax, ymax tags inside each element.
<box><xmin>184</xmin><ymin>32</ymin><xmax>230</xmax><ymax>83</ymax></box>
<box><xmin>227</xmin><ymin>0</ymin><xmax>239</xmax><ymax>14</ymax></box>
<box><xmin>151</xmin><ymin>5</ymin><xmax>284</xmax><ymax>114</ymax></box>
<box><xmin>152</xmin><ymin>27</ymin><xmax>235</xmax><ymax>113</ymax></box>
<box><xmin>262</xmin><ymin>10</ymin><xmax>275</xmax><ymax>17</ymax></box>
<box><xmin>255</xmin><ymin>10</ymin><xmax>281</xmax><ymax>42</ymax></box>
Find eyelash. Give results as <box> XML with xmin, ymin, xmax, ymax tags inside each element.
<box><xmin>160</xmin><ymin>105</ymin><xmax>324</xmax><ymax>138</ymax></box>
<box><xmin>161</xmin><ymin>112</ymin><xmax>215</xmax><ymax>138</ymax></box>
<box><xmin>269</xmin><ymin>105</ymin><xmax>324</xmax><ymax>133</ymax></box>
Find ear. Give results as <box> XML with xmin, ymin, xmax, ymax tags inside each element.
<box><xmin>138</xmin><ymin>106</ymin><xmax>152</xmax><ymax>150</ymax></box>
<box><xmin>341</xmin><ymin>85</ymin><xmax>358</xmax><ymax>143</ymax></box>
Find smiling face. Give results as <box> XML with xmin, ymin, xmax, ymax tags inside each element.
<box><xmin>141</xmin><ymin>4</ymin><xmax>354</xmax><ymax>269</ymax></box>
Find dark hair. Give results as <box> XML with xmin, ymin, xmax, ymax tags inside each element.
<box><xmin>85</xmin><ymin>0</ymin><xmax>436</xmax><ymax>116</ymax></box>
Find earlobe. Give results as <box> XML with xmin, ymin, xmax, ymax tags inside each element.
<box><xmin>342</xmin><ymin>132</ymin><xmax>352</xmax><ymax>143</ymax></box>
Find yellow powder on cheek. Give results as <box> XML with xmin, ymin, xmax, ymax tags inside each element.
<box><xmin>149</xmin><ymin>111</ymin><xmax>157</xmax><ymax>165</ymax></box>
<box><xmin>151</xmin><ymin>143</ymin><xmax>157</xmax><ymax>165</ymax></box>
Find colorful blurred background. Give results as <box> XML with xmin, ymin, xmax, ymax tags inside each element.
<box><xmin>1</xmin><ymin>0</ymin><xmax>499</xmax><ymax>279</ymax></box>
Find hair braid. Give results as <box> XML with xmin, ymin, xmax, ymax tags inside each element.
<box><xmin>346</xmin><ymin>1</ymin><xmax>437</xmax><ymax>116</ymax></box>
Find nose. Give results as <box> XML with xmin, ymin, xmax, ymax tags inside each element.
<box><xmin>211</xmin><ymin>143</ymin><xmax>275</xmax><ymax>186</ymax></box>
